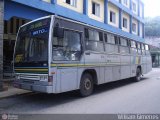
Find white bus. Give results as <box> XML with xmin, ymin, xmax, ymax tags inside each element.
<box><xmin>13</xmin><ymin>15</ymin><xmax>152</xmax><ymax>97</ymax></box>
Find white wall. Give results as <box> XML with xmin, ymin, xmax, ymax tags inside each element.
<box><xmin>132</xmin><ymin>0</ymin><xmax>138</xmax><ymax>15</ymax></box>
<box><xmin>139</xmin><ymin>3</ymin><xmax>143</xmax><ymax>18</ymax></box>
<box><xmin>122</xmin><ymin>0</ymin><xmax>130</xmax><ymax>8</ymax></box>
<box><xmin>139</xmin><ymin>22</ymin><xmax>143</xmax><ymax>37</ymax></box>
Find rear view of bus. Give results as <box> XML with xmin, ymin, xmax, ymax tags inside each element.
<box><xmin>14</xmin><ymin>16</ymin><xmax>53</xmax><ymax>93</ymax></box>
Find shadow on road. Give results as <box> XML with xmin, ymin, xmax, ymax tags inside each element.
<box><xmin>94</xmin><ymin>77</ymin><xmax>149</xmax><ymax>95</ymax></box>
<box><xmin>0</xmin><ymin>77</ymin><xmax>149</xmax><ymax>113</ymax></box>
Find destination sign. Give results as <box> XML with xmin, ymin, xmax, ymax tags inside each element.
<box><xmin>20</xmin><ymin>18</ymin><xmax>51</xmax><ymax>33</ymax></box>
<box><xmin>32</xmin><ymin>28</ymin><xmax>48</xmax><ymax>36</ymax></box>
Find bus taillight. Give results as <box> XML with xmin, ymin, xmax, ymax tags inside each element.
<box><xmin>48</xmin><ymin>76</ymin><xmax>53</xmax><ymax>85</ymax></box>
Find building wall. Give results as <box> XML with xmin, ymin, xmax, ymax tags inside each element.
<box><xmin>5</xmin><ymin>0</ymin><xmax>145</xmax><ymax>41</ymax></box>
<box><xmin>121</xmin><ymin>0</ymin><xmax>130</xmax><ymax>8</ymax></box>
<box><xmin>88</xmin><ymin>0</ymin><xmax>104</xmax><ymax>22</ymax></box>
<box><xmin>139</xmin><ymin>3</ymin><xmax>143</xmax><ymax>18</ymax></box>
<box><xmin>122</xmin><ymin>12</ymin><xmax>130</xmax><ymax>32</ymax></box>
<box><xmin>0</xmin><ymin>0</ymin><xmax>4</xmax><ymax>90</ymax></box>
<box><xmin>139</xmin><ymin>22</ymin><xmax>143</xmax><ymax>37</ymax></box>
<box><xmin>57</xmin><ymin>0</ymin><xmax>83</xmax><ymax>13</ymax></box>
<box><xmin>108</xmin><ymin>3</ymin><xmax>119</xmax><ymax>28</ymax></box>
<box><xmin>131</xmin><ymin>0</ymin><xmax>138</xmax><ymax>15</ymax></box>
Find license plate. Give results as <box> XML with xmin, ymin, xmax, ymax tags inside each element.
<box><xmin>14</xmin><ymin>83</ymin><xmax>20</xmax><ymax>88</ymax></box>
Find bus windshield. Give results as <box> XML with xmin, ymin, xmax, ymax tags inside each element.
<box><xmin>14</xmin><ymin>18</ymin><xmax>51</xmax><ymax>66</ymax></box>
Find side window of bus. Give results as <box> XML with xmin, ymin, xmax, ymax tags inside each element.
<box><xmin>130</xmin><ymin>41</ymin><xmax>137</xmax><ymax>54</ymax></box>
<box><xmin>145</xmin><ymin>45</ymin><xmax>150</xmax><ymax>55</ymax></box>
<box><xmin>85</xmin><ymin>29</ymin><xmax>104</xmax><ymax>52</ymax></box>
<box><xmin>52</xmin><ymin>29</ymin><xmax>81</xmax><ymax>61</ymax></box>
<box><xmin>137</xmin><ymin>42</ymin><xmax>142</xmax><ymax>55</ymax></box>
<box><xmin>142</xmin><ymin>44</ymin><xmax>146</xmax><ymax>55</ymax></box>
<box><xmin>105</xmin><ymin>33</ymin><xmax>119</xmax><ymax>53</ymax></box>
<box><xmin>119</xmin><ymin>38</ymin><xmax>130</xmax><ymax>54</ymax></box>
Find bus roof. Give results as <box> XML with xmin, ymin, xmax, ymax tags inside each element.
<box><xmin>19</xmin><ymin>15</ymin><xmax>150</xmax><ymax>45</ymax></box>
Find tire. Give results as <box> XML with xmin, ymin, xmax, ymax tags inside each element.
<box><xmin>134</xmin><ymin>68</ymin><xmax>142</xmax><ymax>82</ymax></box>
<box><xmin>79</xmin><ymin>73</ymin><xmax>94</xmax><ymax>97</ymax></box>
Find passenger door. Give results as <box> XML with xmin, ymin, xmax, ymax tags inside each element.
<box><xmin>53</xmin><ymin>30</ymin><xmax>82</xmax><ymax>92</ymax></box>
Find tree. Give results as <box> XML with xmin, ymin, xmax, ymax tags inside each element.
<box><xmin>145</xmin><ymin>17</ymin><xmax>160</xmax><ymax>37</ymax></box>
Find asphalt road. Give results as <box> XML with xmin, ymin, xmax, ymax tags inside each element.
<box><xmin>0</xmin><ymin>68</ymin><xmax>160</xmax><ymax>114</ymax></box>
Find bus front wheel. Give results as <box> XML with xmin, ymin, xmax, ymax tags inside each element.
<box><xmin>79</xmin><ymin>73</ymin><xmax>94</xmax><ymax>97</ymax></box>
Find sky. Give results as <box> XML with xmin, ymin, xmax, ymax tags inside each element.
<box><xmin>142</xmin><ymin>0</ymin><xmax>160</xmax><ymax>17</ymax></box>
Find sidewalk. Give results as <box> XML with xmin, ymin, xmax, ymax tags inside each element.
<box><xmin>0</xmin><ymin>87</ymin><xmax>30</xmax><ymax>99</ymax></box>
<box><xmin>0</xmin><ymin>78</ymin><xmax>30</xmax><ymax>99</ymax></box>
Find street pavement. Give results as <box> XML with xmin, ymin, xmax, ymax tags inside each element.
<box><xmin>0</xmin><ymin>68</ymin><xmax>160</xmax><ymax>114</ymax></box>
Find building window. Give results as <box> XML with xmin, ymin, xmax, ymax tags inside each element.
<box><xmin>110</xmin><ymin>11</ymin><xmax>116</xmax><ymax>23</ymax></box>
<box><xmin>132</xmin><ymin>23</ymin><xmax>137</xmax><ymax>33</ymax></box>
<box><xmin>123</xmin><ymin>0</ymin><xmax>128</xmax><ymax>6</ymax></box>
<box><xmin>132</xmin><ymin>2</ymin><xmax>137</xmax><ymax>12</ymax></box>
<box><xmin>123</xmin><ymin>18</ymin><xmax>127</xmax><ymax>28</ymax></box>
<box><xmin>92</xmin><ymin>2</ymin><xmax>100</xmax><ymax>17</ymax></box>
<box><xmin>64</xmin><ymin>0</ymin><xmax>77</xmax><ymax>7</ymax></box>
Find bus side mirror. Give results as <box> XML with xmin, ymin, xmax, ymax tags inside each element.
<box><xmin>54</xmin><ymin>27</ymin><xmax>64</xmax><ymax>38</ymax></box>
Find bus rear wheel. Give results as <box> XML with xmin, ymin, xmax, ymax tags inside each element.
<box><xmin>79</xmin><ymin>73</ymin><xmax>94</xmax><ymax>97</ymax></box>
<box><xmin>134</xmin><ymin>68</ymin><xmax>142</xmax><ymax>82</ymax></box>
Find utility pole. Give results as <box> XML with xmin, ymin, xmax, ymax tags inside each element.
<box><xmin>0</xmin><ymin>0</ymin><xmax>4</xmax><ymax>91</ymax></box>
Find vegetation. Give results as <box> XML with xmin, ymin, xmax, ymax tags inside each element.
<box><xmin>145</xmin><ymin>17</ymin><xmax>160</xmax><ymax>37</ymax></box>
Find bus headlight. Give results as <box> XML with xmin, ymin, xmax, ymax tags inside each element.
<box><xmin>16</xmin><ymin>75</ymin><xmax>20</xmax><ymax>80</ymax></box>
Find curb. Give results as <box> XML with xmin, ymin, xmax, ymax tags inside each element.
<box><xmin>0</xmin><ymin>88</ymin><xmax>31</xmax><ymax>100</ymax></box>
<box><xmin>0</xmin><ymin>92</ymin><xmax>32</xmax><ymax>100</ymax></box>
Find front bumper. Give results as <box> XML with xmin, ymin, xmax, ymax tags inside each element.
<box><xmin>14</xmin><ymin>81</ymin><xmax>53</xmax><ymax>93</ymax></box>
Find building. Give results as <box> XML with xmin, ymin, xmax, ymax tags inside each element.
<box><xmin>0</xmin><ymin>0</ymin><xmax>145</xmax><ymax>86</ymax></box>
<box><xmin>146</xmin><ymin>37</ymin><xmax>160</xmax><ymax>68</ymax></box>
<box><xmin>150</xmin><ymin>46</ymin><xmax>160</xmax><ymax>68</ymax></box>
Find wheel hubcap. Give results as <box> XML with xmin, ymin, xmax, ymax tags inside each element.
<box><xmin>84</xmin><ymin>79</ymin><xmax>91</xmax><ymax>90</ymax></box>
